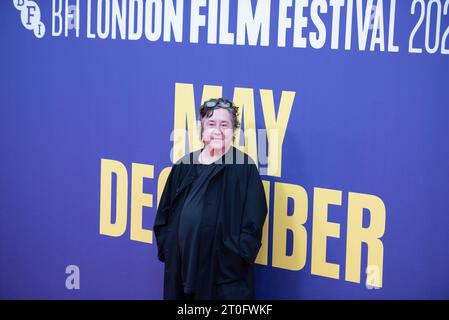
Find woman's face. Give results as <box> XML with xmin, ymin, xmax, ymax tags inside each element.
<box><xmin>201</xmin><ymin>108</ymin><xmax>234</xmax><ymax>151</ymax></box>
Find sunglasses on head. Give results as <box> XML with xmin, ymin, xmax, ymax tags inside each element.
<box><xmin>203</xmin><ymin>99</ymin><xmax>233</xmax><ymax>109</ymax></box>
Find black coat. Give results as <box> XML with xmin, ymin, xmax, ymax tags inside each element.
<box><xmin>153</xmin><ymin>146</ymin><xmax>268</xmax><ymax>300</ymax></box>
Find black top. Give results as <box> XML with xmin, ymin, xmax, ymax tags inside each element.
<box><xmin>178</xmin><ymin>163</ymin><xmax>220</xmax><ymax>294</ymax></box>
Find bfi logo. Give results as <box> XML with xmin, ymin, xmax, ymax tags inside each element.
<box><xmin>52</xmin><ymin>0</ymin><xmax>80</xmax><ymax>37</ymax></box>
<box><xmin>13</xmin><ymin>0</ymin><xmax>46</xmax><ymax>38</ymax></box>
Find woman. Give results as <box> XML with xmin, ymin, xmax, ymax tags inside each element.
<box><xmin>153</xmin><ymin>98</ymin><xmax>268</xmax><ymax>300</ymax></box>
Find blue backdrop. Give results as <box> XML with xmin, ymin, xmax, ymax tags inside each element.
<box><xmin>1</xmin><ymin>0</ymin><xmax>448</xmax><ymax>299</ymax></box>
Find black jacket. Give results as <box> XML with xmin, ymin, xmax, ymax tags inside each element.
<box><xmin>153</xmin><ymin>145</ymin><xmax>268</xmax><ymax>300</ymax></box>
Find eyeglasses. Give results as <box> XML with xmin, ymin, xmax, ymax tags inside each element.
<box><xmin>203</xmin><ymin>99</ymin><xmax>233</xmax><ymax>109</ymax></box>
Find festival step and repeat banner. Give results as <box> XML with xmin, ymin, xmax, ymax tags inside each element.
<box><xmin>1</xmin><ymin>0</ymin><xmax>448</xmax><ymax>299</ymax></box>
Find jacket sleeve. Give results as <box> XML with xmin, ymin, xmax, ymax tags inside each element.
<box><xmin>153</xmin><ymin>164</ymin><xmax>177</xmax><ymax>262</ymax></box>
<box><xmin>239</xmin><ymin>163</ymin><xmax>268</xmax><ymax>265</ymax></box>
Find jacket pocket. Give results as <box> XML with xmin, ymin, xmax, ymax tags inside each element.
<box><xmin>215</xmin><ymin>239</ymin><xmax>249</xmax><ymax>284</ymax></box>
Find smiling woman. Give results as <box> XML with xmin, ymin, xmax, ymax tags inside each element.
<box><xmin>198</xmin><ymin>98</ymin><xmax>241</xmax><ymax>164</ymax></box>
<box><xmin>153</xmin><ymin>98</ymin><xmax>268</xmax><ymax>300</ymax></box>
